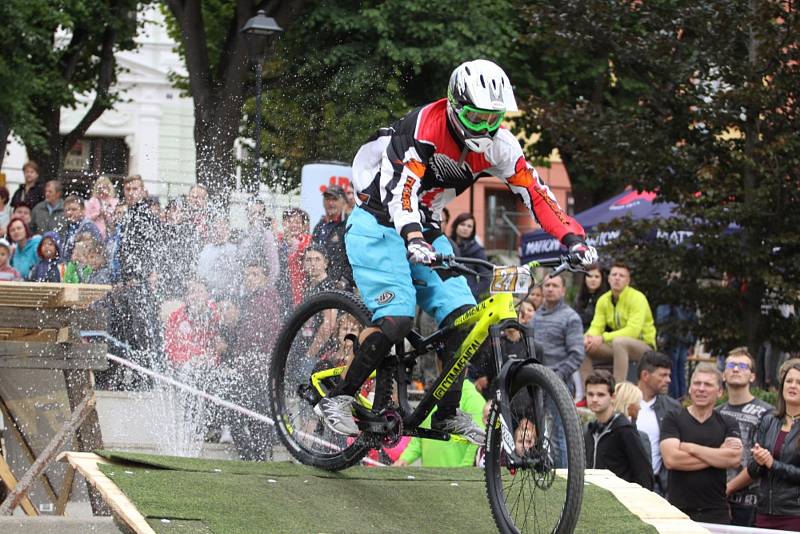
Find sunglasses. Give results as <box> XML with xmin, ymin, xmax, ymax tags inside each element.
<box><xmin>725</xmin><ymin>362</ymin><xmax>751</xmax><ymax>371</ymax></box>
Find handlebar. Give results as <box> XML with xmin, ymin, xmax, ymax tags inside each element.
<box><xmin>432</xmin><ymin>253</ymin><xmax>585</xmax><ymax>279</ymax></box>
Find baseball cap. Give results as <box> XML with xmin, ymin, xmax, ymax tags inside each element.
<box><xmin>0</xmin><ymin>238</ymin><xmax>11</xmax><ymax>252</ymax></box>
<box><xmin>322</xmin><ymin>185</ymin><xmax>345</xmax><ymax>199</ymax></box>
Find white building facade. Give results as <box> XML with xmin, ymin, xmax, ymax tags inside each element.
<box><xmin>2</xmin><ymin>7</ymin><xmax>196</xmax><ymax>200</ymax></box>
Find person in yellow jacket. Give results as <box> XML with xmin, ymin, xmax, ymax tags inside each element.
<box><xmin>392</xmin><ymin>379</ymin><xmax>486</xmax><ymax>467</ymax></box>
<box><xmin>581</xmin><ymin>261</ymin><xmax>656</xmax><ymax>383</ymax></box>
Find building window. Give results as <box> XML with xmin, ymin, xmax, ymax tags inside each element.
<box><xmin>62</xmin><ymin>137</ymin><xmax>129</xmax><ymax>196</ymax></box>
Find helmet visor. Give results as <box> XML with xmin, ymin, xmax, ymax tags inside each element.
<box><xmin>457</xmin><ymin>105</ymin><xmax>505</xmax><ymax>133</ymax></box>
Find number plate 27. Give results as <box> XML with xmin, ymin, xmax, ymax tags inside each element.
<box><xmin>489</xmin><ymin>266</ymin><xmax>531</xmax><ymax>294</ymax></box>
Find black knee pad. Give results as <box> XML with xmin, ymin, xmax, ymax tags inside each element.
<box><xmin>376</xmin><ymin>315</ymin><xmax>414</xmax><ymax>343</ymax></box>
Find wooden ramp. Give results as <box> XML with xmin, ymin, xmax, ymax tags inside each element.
<box><xmin>60</xmin><ymin>451</ymin><xmax>710</xmax><ymax>534</ymax></box>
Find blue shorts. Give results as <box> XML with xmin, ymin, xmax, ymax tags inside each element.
<box><xmin>345</xmin><ymin>207</ymin><xmax>476</xmax><ymax>326</ymax></box>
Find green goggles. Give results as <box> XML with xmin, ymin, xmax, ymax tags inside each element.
<box><xmin>457</xmin><ymin>105</ymin><xmax>505</xmax><ymax>133</ymax></box>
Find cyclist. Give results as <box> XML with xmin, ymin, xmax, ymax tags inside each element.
<box><xmin>315</xmin><ymin>59</ymin><xmax>597</xmax><ymax>444</ymax></box>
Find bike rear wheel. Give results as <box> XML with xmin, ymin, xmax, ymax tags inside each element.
<box><xmin>485</xmin><ymin>363</ymin><xmax>585</xmax><ymax>534</ymax></box>
<box><xmin>268</xmin><ymin>290</ymin><xmax>374</xmax><ymax>470</ymax></box>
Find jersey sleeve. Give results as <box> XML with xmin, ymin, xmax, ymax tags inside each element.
<box><xmin>487</xmin><ymin>129</ymin><xmax>585</xmax><ymax>243</ymax></box>
<box><xmin>382</xmin><ymin>134</ymin><xmax>435</xmax><ymax>241</ymax></box>
<box><xmin>659</xmin><ymin>410</ymin><xmax>681</xmax><ymax>442</ymax></box>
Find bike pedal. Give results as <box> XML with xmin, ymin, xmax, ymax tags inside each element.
<box><xmin>410</xmin><ymin>427</ymin><xmax>451</xmax><ymax>442</ymax></box>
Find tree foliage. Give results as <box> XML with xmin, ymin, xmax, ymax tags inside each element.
<box><xmin>522</xmin><ymin>0</ymin><xmax>800</xmax><ymax>355</ymax></box>
<box><xmin>247</xmin><ymin>0</ymin><xmax>519</xmax><ymax>189</ymax></box>
<box><xmin>0</xmin><ymin>0</ymin><xmax>146</xmax><ymax>180</ymax></box>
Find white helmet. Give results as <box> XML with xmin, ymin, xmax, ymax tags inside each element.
<box><xmin>446</xmin><ymin>59</ymin><xmax>518</xmax><ymax>153</ymax></box>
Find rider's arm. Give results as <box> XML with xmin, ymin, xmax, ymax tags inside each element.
<box><xmin>489</xmin><ymin>130</ymin><xmax>585</xmax><ymax>245</ymax></box>
<box><xmin>382</xmin><ymin>133</ymin><xmax>435</xmax><ymax>243</ymax></box>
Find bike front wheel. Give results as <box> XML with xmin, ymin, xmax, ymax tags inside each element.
<box><xmin>484</xmin><ymin>363</ymin><xmax>585</xmax><ymax>534</ymax></box>
<box><xmin>268</xmin><ymin>290</ymin><xmax>373</xmax><ymax>471</ymax></box>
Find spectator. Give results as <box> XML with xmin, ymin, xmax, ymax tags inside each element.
<box><xmin>526</xmin><ymin>285</ymin><xmax>544</xmax><ymax>313</ymax></box>
<box><xmin>584</xmin><ymin>371</ymin><xmax>654</xmax><ymax>489</ymax></box>
<box><xmin>63</xmin><ymin>239</ymin><xmax>94</xmax><ymax>284</ymax></box>
<box><xmin>12</xmin><ymin>203</ymin><xmax>34</xmax><ymax>229</ymax></box>
<box><xmin>573</xmin><ymin>266</ymin><xmax>609</xmax><ymax>330</ymax></box>
<box><xmin>636</xmin><ymin>350</ymin><xmax>681</xmax><ymax>496</ymax></box>
<box><xmin>6</xmin><ymin>217</ymin><xmax>41</xmax><ymax>280</ymax></box>
<box><xmin>29</xmin><ymin>231</ymin><xmax>62</xmax><ymax>282</ymax></box>
<box><xmin>533</xmin><ymin>275</ymin><xmax>585</xmax><ymax>392</ymax></box>
<box><xmin>582</xmin><ymin>261</ymin><xmax>656</xmax><ymax>383</ymax></box>
<box><xmin>84</xmin><ymin>176</ymin><xmax>119</xmax><ymax>241</ymax></box>
<box><xmin>304</xmin><ymin>245</ymin><xmax>337</xmax><ymax>296</ymax></box>
<box><xmin>164</xmin><ymin>279</ymin><xmax>222</xmax><ymax>367</ymax></box>
<box><xmin>0</xmin><ymin>238</ymin><xmax>22</xmax><ymax>281</ymax></box>
<box><xmin>226</xmin><ymin>261</ymin><xmax>282</xmax><ymax>461</ymax></box>
<box><xmin>613</xmin><ymin>381</ymin><xmax>652</xmax><ymax>460</ymax></box>
<box><xmin>311</xmin><ymin>185</ymin><xmax>352</xmax><ymax>290</ymax></box>
<box><xmin>10</xmin><ymin>161</ymin><xmax>44</xmax><ymax>209</ymax></box>
<box><xmin>343</xmin><ymin>181</ymin><xmax>356</xmax><ymax>217</ymax></box>
<box><xmin>441</xmin><ymin>207</ymin><xmax>451</xmax><ymax>235</ymax></box>
<box><xmin>727</xmin><ymin>359</ymin><xmax>800</xmax><ymax>531</ymax></box>
<box><xmin>239</xmin><ymin>198</ymin><xmax>280</xmax><ymax>289</ymax></box>
<box><xmin>392</xmin><ymin>379</ymin><xmax>486</xmax><ymax>467</ymax></box>
<box><xmin>30</xmin><ymin>180</ymin><xmax>66</xmax><ymax>237</ymax></box>
<box><xmin>277</xmin><ymin>207</ymin><xmax>312</xmax><ymax>308</ymax></box>
<box><xmin>62</xmin><ymin>196</ymin><xmax>101</xmax><ymax>261</ymax></box>
<box><xmin>196</xmin><ymin>215</ymin><xmax>241</xmax><ymax>298</ymax></box>
<box><xmin>84</xmin><ymin>238</ymin><xmax>112</xmax><ymax>284</ymax></box>
<box><xmin>717</xmin><ymin>347</ymin><xmax>774</xmax><ymax>527</ymax></box>
<box><xmin>0</xmin><ymin>186</ymin><xmax>11</xmax><ymax>235</ymax></box>
<box><xmin>660</xmin><ymin>363</ymin><xmax>742</xmax><ymax>524</ymax></box>
<box><xmin>656</xmin><ymin>299</ymin><xmax>696</xmax><ymax>399</ymax></box>
<box><xmin>185</xmin><ymin>184</ymin><xmax>210</xmax><ymax>240</ymax></box>
<box><xmin>108</xmin><ymin>175</ymin><xmax>163</xmax><ymax>390</ymax></box>
<box><xmin>449</xmin><ymin>213</ymin><xmax>490</xmax><ymax>300</ymax></box>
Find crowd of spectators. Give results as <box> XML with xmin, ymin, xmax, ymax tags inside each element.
<box><xmin>2</xmin><ymin>163</ymin><xmax>798</xmax><ymax>528</ymax></box>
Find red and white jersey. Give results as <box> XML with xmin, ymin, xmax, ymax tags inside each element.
<box><xmin>352</xmin><ymin>98</ymin><xmax>584</xmax><ymax>243</ymax></box>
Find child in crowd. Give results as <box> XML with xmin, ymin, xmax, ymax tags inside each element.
<box><xmin>63</xmin><ymin>239</ymin><xmax>93</xmax><ymax>284</ymax></box>
<box><xmin>0</xmin><ymin>238</ymin><xmax>22</xmax><ymax>281</ymax></box>
<box><xmin>85</xmin><ymin>238</ymin><xmax>112</xmax><ymax>284</ymax></box>
<box><xmin>29</xmin><ymin>231</ymin><xmax>62</xmax><ymax>282</ymax></box>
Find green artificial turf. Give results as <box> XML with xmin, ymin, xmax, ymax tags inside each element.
<box><xmin>97</xmin><ymin>450</ymin><xmax>657</xmax><ymax>534</ymax></box>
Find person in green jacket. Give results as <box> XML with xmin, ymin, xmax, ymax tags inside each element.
<box><xmin>581</xmin><ymin>261</ymin><xmax>656</xmax><ymax>383</ymax></box>
<box><xmin>393</xmin><ymin>379</ymin><xmax>486</xmax><ymax>467</ymax></box>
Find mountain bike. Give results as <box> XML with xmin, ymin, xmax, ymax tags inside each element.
<box><xmin>268</xmin><ymin>255</ymin><xmax>585</xmax><ymax>534</ymax></box>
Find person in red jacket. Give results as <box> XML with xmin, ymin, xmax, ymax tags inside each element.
<box><xmin>164</xmin><ymin>279</ymin><xmax>223</xmax><ymax>366</ymax></box>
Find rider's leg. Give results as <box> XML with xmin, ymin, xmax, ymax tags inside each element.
<box><xmin>430</xmin><ymin>305</ymin><xmax>473</xmax><ymax>421</ymax></box>
<box><xmin>330</xmin><ymin>316</ymin><xmax>414</xmax><ymax>397</ymax></box>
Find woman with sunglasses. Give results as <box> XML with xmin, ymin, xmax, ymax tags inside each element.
<box><xmin>726</xmin><ymin>359</ymin><xmax>800</xmax><ymax>530</ymax></box>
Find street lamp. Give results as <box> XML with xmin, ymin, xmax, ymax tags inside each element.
<box><xmin>241</xmin><ymin>10</ymin><xmax>283</xmax><ymax>190</ymax></box>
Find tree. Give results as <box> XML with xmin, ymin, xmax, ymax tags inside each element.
<box><xmin>519</xmin><ymin>0</ymin><xmax>800</xmax><ymax>355</ymax></box>
<box><xmin>162</xmin><ymin>0</ymin><xmax>306</xmax><ymax>197</ymax></box>
<box><xmin>0</xmin><ymin>1</ymin><xmax>147</xmax><ymax>181</ymax></box>
<box><xmin>165</xmin><ymin>0</ymin><xmax>519</xmax><ymax>193</ymax></box>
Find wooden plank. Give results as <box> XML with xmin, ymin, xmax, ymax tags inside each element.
<box><xmin>59</xmin><ymin>452</ymin><xmax>156</xmax><ymax>534</ymax></box>
<box><xmin>63</xmin><ymin>370</ymin><xmax>108</xmax><ymax>516</ymax></box>
<box><xmin>0</xmin><ymin>455</ymin><xmax>38</xmax><ymax>516</ymax></box>
<box><xmin>0</xmin><ymin>398</ymin><xmax>60</xmax><ymax>505</ymax></box>
<box><xmin>0</xmin><ymin>343</ymin><xmax>107</xmax><ymax>370</ymax></box>
<box><xmin>54</xmin><ymin>464</ymin><xmax>75</xmax><ymax>515</ymax></box>
<box><xmin>0</xmin><ymin>282</ymin><xmax>111</xmax><ymax>309</ymax></box>
<box><xmin>0</xmin><ymin>307</ymin><xmax>104</xmax><ymax>330</ymax></box>
<box><xmin>0</xmin><ymin>394</ymin><xmax>96</xmax><ymax>515</ymax></box>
